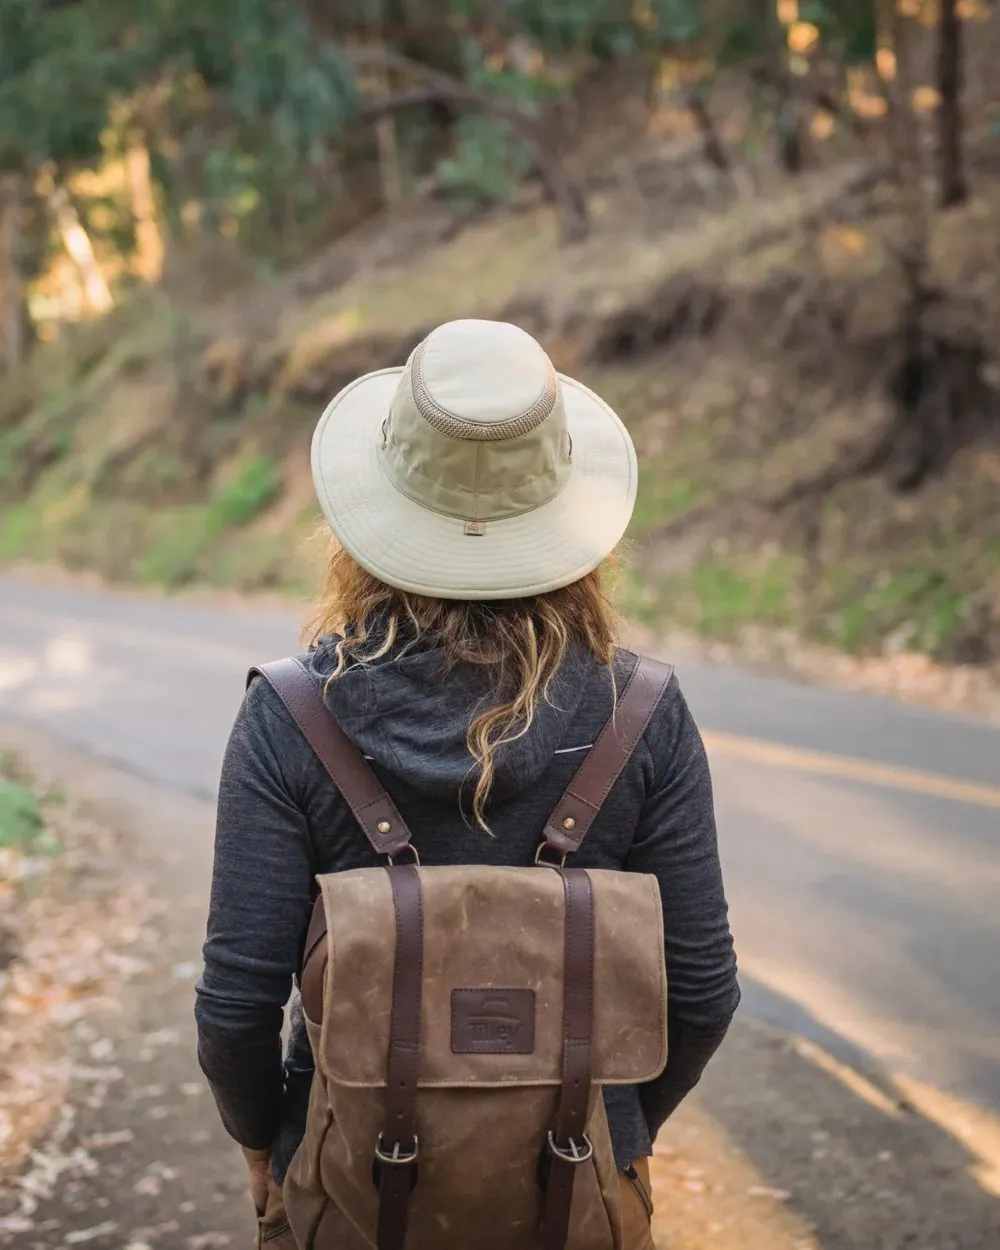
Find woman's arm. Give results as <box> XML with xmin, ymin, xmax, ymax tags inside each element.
<box><xmin>195</xmin><ymin>678</ymin><xmax>315</xmax><ymax>1151</ymax></box>
<box><xmin>625</xmin><ymin>676</ymin><xmax>740</xmax><ymax>1140</ymax></box>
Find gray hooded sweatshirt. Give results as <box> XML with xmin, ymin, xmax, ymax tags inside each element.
<box><xmin>195</xmin><ymin>637</ymin><xmax>740</xmax><ymax>1180</ymax></box>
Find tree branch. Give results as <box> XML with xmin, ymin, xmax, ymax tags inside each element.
<box><xmin>348</xmin><ymin>47</ymin><xmax>589</xmax><ymax>242</ymax></box>
<box><xmin>682</xmin><ymin>87</ymin><xmax>730</xmax><ymax>172</ymax></box>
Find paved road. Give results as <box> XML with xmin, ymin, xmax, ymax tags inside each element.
<box><xmin>1</xmin><ymin>575</ymin><xmax>998</xmax><ymax>1131</ymax></box>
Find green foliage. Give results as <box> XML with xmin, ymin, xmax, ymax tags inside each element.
<box><xmin>437</xmin><ymin>115</ymin><xmax>533</xmax><ymax>203</ymax></box>
<box><xmin>717</xmin><ymin>13</ymin><xmax>767</xmax><ymax>66</ymax></box>
<box><xmin>138</xmin><ymin>506</ymin><xmax>214</xmax><ymax>586</ymax></box>
<box><xmin>0</xmin><ymin>774</ymin><xmax>43</xmax><ymax>850</ymax></box>
<box><xmin>822</xmin><ymin>567</ymin><xmax>967</xmax><ymax>657</ymax></box>
<box><xmin>689</xmin><ymin>558</ymin><xmax>793</xmax><ymax>639</ymax></box>
<box><xmin>0</xmin><ymin>503</ymin><xmax>34</xmax><ymax>558</ymax></box>
<box><xmin>837</xmin><ymin>4</ymin><xmax>878</xmax><ymax>64</ymax></box>
<box><xmin>617</xmin><ymin>555</ymin><xmax>796</xmax><ymax>641</ymax></box>
<box><xmin>0</xmin><ymin>0</ymin><xmax>134</xmax><ymax>168</ymax></box>
<box><xmin>211</xmin><ymin>453</ymin><xmax>279</xmax><ymax>527</ymax></box>
<box><xmin>0</xmin><ymin>0</ymin><xmax>356</xmax><ymax>194</ymax></box>
<box><xmin>135</xmin><ymin>455</ymin><xmax>279</xmax><ymax>585</ymax></box>
<box><xmin>630</xmin><ymin>476</ymin><xmax>702</xmax><ymax>529</ymax></box>
<box><xmin>464</xmin><ymin>0</ymin><xmax>701</xmax><ymax>57</ymax></box>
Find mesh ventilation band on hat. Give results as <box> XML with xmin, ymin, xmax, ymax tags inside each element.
<box><xmin>409</xmin><ymin>337</ymin><xmax>558</xmax><ymax>442</ymax></box>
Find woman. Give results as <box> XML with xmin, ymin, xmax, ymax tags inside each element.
<box><xmin>196</xmin><ymin>318</ymin><xmax>739</xmax><ymax>1248</ymax></box>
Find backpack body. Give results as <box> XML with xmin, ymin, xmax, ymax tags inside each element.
<box><xmin>252</xmin><ymin>655</ymin><xmax>672</xmax><ymax>1250</ymax></box>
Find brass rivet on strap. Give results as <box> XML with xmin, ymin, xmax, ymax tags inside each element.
<box><xmin>562</xmin><ymin>817</ymin><xmax>576</xmax><ymax>831</ymax></box>
<box><xmin>378</xmin><ymin>820</ymin><xmax>392</xmax><ymax>834</ymax></box>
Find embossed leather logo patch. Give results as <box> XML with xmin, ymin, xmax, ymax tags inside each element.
<box><xmin>451</xmin><ymin>989</ymin><xmax>536</xmax><ymax>1054</ymax></box>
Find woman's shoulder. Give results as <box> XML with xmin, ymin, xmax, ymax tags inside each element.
<box><xmin>244</xmin><ymin>638</ymin><xmax>341</xmax><ymax>717</ymax></box>
<box><xmin>611</xmin><ymin>646</ymin><xmax>697</xmax><ymax>771</ymax></box>
<box><xmin>243</xmin><ymin>653</ymin><xmax>324</xmax><ymax>741</ymax></box>
<box><xmin>611</xmin><ymin>646</ymin><xmax>684</xmax><ymax>712</ymax></box>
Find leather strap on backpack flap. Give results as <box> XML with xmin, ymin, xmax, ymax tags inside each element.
<box><xmin>542</xmin><ymin>867</ymin><xmax>596</xmax><ymax>1250</ymax></box>
<box><xmin>541</xmin><ymin>655</ymin><xmax>674</xmax><ymax>859</ymax></box>
<box><xmin>375</xmin><ymin>863</ymin><xmax>424</xmax><ymax>1250</ymax></box>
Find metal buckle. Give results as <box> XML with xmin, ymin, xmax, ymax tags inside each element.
<box><xmin>547</xmin><ymin>1131</ymin><xmax>594</xmax><ymax>1164</ymax></box>
<box><xmin>534</xmin><ymin>842</ymin><xmax>567</xmax><ymax>867</ymax></box>
<box><xmin>387</xmin><ymin>845</ymin><xmax>420</xmax><ymax>867</ymax></box>
<box><xmin>374</xmin><ymin>1133</ymin><xmax>419</xmax><ymax>1166</ymax></box>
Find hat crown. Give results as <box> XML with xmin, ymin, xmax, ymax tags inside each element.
<box><xmin>410</xmin><ymin>319</ymin><xmax>557</xmax><ymax>441</ymax></box>
<box><xmin>383</xmin><ymin>320</ymin><xmax>571</xmax><ymax>524</ymax></box>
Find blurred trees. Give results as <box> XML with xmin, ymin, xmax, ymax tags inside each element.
<box><xmin>0</xmin><ymin>0</ymin><xmax>992</xmax><ymax>370</ymax></box>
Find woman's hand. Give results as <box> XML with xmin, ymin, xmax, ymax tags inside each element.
<box><xmin>242</xmin><ymin>1146</ymin><xmax>272</xmax><ymax>1214</ymax></box>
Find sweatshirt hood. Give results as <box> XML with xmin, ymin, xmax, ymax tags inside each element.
<box><xmin>311</xmin><ymin>637</ymin><xmax>598</xmax><ymax>803</ymax></box>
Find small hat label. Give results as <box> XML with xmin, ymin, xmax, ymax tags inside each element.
<box><xmin>464</xmin><ymin>520</ymin><xmax>486</xmax><ymax>536</ymax></box>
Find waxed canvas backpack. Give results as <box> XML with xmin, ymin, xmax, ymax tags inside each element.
<box><xmin>251</xmin><ymin>654</ymin><xmax>672</xmax><ymax>1250</ymax></box>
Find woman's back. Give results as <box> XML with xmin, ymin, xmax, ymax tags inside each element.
<box><xmin>195</xmin><ymin>318</ymin><xmax>739</xmax><ymax>1250</ymax></box>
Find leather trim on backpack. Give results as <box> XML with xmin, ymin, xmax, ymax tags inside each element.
<box><xmin>250</xmin><ymin>657</ymin><xmax>416</xmax><ymax>860</ymax></box>
<box><xmin>542</xmin><ymin>656</ymin><xmax>674</xmax><ymax>857</ymax></box>
<box><xmin>542</xmin><ymin>868</ymin><xmax>596</xmax><ymax>1250</ymax></box>
<box><xmin>376</xmin><ymin>863</ymin><xmax>424</xmax><ymax>1250</ymax></box>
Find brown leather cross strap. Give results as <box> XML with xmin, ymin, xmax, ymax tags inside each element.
<box><xmin>543</xmin><ymin>868</ymin><xmax>596</xmax><ymax>1250</ymax></box>
<box><xmin>377</xmin><ymin>863</ymin><xmax>424</xmax><ymax>1250</ymax></box>
<box><xmin>250</xmin><ymin>658</ymin><xmax>416</xmax><ymax>859</ymax></box>
<box><xmin>543</xmin><ymin>655</ymin><xmax>674</xmax><ymax>857</ymax></box>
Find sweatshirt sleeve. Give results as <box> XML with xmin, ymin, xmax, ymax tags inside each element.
<box><xmin>194</xmin><ymin>678</ymin><xmax>316</xmax><ymax>1151</ymax></box>
<box><xmin>625</xmin><ymin>675</ymin><xmax>740</xmax><ymax>1140</ymax></box>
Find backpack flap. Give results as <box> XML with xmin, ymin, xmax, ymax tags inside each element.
<box><xmin>311</xmin><ymin>863</ymin><xmax>667</xmax><ymax>1090</ymax></box>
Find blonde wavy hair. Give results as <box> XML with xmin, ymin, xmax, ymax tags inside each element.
<box><xmin>305</xmin><ymin>539</ymin><xmax>621</xmax><ymax>830</ymax></box>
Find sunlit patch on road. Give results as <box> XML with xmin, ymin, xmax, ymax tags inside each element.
<box><xmin>44</xmin><ymin>635</ymin><xmax>93</xmax><ymax>676</ymax></box>
<box><xmin>894</xmin><ymin>1075</ymin><xmax>1000</xmax><ymax>1199</ymax></box>
<box><xmin>0</xmin><ymin>655</ymin><xmax>37</xmax><ymax>695</ymax></box>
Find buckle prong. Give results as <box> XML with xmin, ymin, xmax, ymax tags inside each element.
<box><xmin>374</xmin><ymin>1133</ymin><xmax>419</xmax><ymax>1166</ymax></box>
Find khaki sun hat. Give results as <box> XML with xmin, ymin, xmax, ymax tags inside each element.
<box><xmin>310</xmin><ymin>318</ymin><xmax>637</xmax><ymax>600</ymax></box>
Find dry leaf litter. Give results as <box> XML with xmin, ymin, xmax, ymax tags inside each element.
<box><xmin>0</xmin><ymin>757</ymin><xmax>151</xmax><ymax>1235</ymax></box>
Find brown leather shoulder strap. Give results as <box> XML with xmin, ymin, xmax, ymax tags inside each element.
<box><xmin>250</xmin><ymin>657</ymin><xmax>415</xmax><ymax>859</ymax></box>
<box><xmin>542</xmin><ymin>655</ymin><xmax>674</xmax><ymax>857</ymax></box>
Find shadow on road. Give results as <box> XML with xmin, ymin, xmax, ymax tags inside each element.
<box><xmin>709</xmin><ymin>977</ymin><xmax>1000</xmax><ymax>1249</ymax></box>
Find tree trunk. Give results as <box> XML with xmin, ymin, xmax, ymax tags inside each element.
<box><xmin>126</xmin><ymin>132</ymin><xmax>165</xmax><ymax>282</ymax></box>
<box><xmin>753</xmin><ymin>0</ymin><xmax>804</xmax><ymax>173</ymax></box>
<box><xmin>684</xmin><ymin>85</ymin><xmax>730</xmax><ymax>173</ymax></box>
<box><xmin>937</xmin><ymin>0</ymin><xmax>967</xmax><ymax>208</ymax></box>
<box><xmin>0</xmin><ymin>175</ymin><xmax>25</xmax><ymax>375</ymax></box>
<box><xmin>876</xmin><ymin>0</ymin><xmax>927</xmax><ymax>269</ymax></box>
<box><xmin>369</xmin><ymin>2</ymin><xmax>404</xmax><ymax>206</ymax></box>
<box><xmin>51</xmin><ymin>186</ymin><xmax>114</xmax><ymax>315</ymax></box>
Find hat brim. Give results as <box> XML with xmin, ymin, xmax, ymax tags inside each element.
<box><xmin>310</xmin><ymin>367</ymin><xmax>638</xmax><ymax>600</ymax></box>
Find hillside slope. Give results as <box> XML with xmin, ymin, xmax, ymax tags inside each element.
<box><xmin>2</xmin><ymin>157</ymin><xmax>999</xmax><ymax>667</ymax></box>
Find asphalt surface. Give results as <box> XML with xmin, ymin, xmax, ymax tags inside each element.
<box><xmin>1</xmin><ymin>574</ymin><xmax>999</xmax><ymax>1248</ymax></box>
